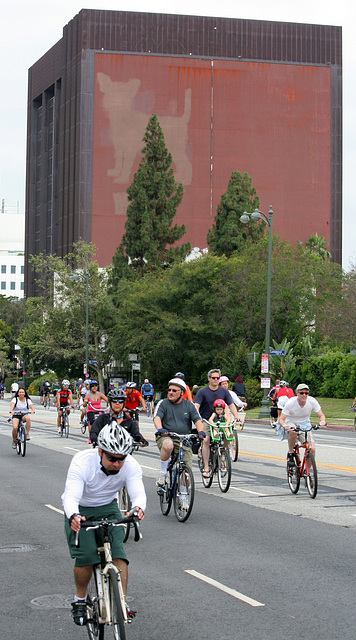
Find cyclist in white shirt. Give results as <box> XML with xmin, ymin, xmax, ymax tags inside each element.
<box><xmin>10</xmin><ymin>387</ymin><xmax>35</xmax><ymax>447</ymax></box>
<box><xmin>279</xmin><ymin>383</ymin><xmax>326</xmax><ymax>467</ymax></box>
<box><xmin>62</xmin><ymin>423</ymin><xmax>146</xmax><ymax>627</ymax></box>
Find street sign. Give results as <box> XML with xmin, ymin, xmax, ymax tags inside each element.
<box><xmin>132</xmin><ymin>363</ymin><xmax>141</xmax><ymax>371</ymax></box>
<box><xmin>128</xmin><ymin>354</ymin><xmax>137</xmax><ymax>361</ymax></box>
<box><xmin>270</xmin><ymin>349</ymin><xmax>285</xmax><ymax>356</ymax></box>
<box><xmin>261</xmin><ymin>378</ymin><xmax>271</xmax><ymax>388</ymax></box>
<box><xmin>89</xmin><ymin>360</ymin><xmax>99</xmax><ymax>365</ymax></box>
<box><xmin>261</xmin><ymin>354</ymin><xmax>269</xmax><ymax>373</ymax></box>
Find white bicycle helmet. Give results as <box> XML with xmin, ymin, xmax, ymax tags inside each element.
<box><xmin>126</xmin><ymin>381</ymin><xmax>136</xmax><ymax>388</ymax></box>
<box><xmin>168</xmin><ymin>377</ymin><xmax>187</xmax><ymax>392</ymax></box>
<box><xmin>97</xmin><ymin>422</ymin><xmax>133</xmax><ymax>456</ymax></box>
<box><xmin>62</xmin><ymin>379</ymin><xmax>70</xmax><ymax>387</ymax></box>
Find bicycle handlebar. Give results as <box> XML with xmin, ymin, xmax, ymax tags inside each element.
<box><xmin>289</xmin><ymin>424</ymin><xmax>320</xmax><ymax>432</ymax></box>
<box><xmin>75</xmin><ymin>512</ymin><xmax>141</xmax><ymax>547</ymax></box>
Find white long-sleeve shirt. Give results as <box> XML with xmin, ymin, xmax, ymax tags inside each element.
<box><xmin>61</xmin><ymin>448</ymin><xmax>147</xmax><ymax>519</ymax></box>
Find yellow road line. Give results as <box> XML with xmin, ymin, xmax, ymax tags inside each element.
<box><xmin>239</xmin><ymin>450</ymin><xmax>356</xmax><ymax>474</ymax></box>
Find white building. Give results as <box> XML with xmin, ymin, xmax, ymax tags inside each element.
<box><xmin>0</xmin><ymin>210</ymin><xmax>25</xmax><ymax>299</ymax></box>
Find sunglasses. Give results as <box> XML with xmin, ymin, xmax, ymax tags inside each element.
<box><xmin>298</xmin><ymin>391</ymin><xmax>309</xmax><ymax>395</ymax></box>
<box><xmin>168</xmin><ymin>388</ymin><xmax>180</xmax><ymax>393</ymax></box>
<box><xmin>209</xmin><ymin>376</ymin><xmax>220</xmax><ymax>380</ymax></box>
<box><xmin>104</xmin><ymin>452</ymin><xmax>127</xmax><ymax>463</ymax></box>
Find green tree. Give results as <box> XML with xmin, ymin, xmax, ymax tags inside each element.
<box><xmin>305</xmin><ymin>233</ymin><xmax>331</xmax><ymax>260</ymax></box>
<box><xmin>20</xmin><ymin>241</ymin><xmax>115</xmax><ymax>388</ymax></box>
<box><xmin>207</xmin><ymin>171</ymin><xmax>264</xmax><ymax>257</ymax></box>
<box><xmin>111</xmin><ymin>114</ymin><xmax>190</xmax><ymax>285</ymax></box>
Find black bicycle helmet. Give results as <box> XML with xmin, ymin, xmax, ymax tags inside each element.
<box><xmin>108</xmin><ymin>388</ymin><xmax>126</xmax><ymax>403</ymax></box>
<box><xmin>175</xmin><ymin>372</ymin><xmax>185</xmax><ymax>379</ymax></box>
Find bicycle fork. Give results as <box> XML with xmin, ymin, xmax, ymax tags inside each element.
<box><xmin>95</xmin><ymin>543</ymin><xmax>128</xmax><ymax>624</ymax></box>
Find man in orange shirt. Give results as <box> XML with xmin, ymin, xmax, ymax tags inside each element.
<box><xmin>125</xmin><ymin>382</ymin><xmax>146</xmax><ymax>424</ymax></box>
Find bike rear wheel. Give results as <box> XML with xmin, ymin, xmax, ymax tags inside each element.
<box><xmin>81</xmin><ymin>420</ymin><xmax>87</xmax><ymax>434</ymax></box>
<box><xmin>287</xmin><ymin>455</ymin><xmax>300</xmax><ymax>494</ymax></box>
<box><xmin>173</xmin><ymin>463</ymin><xmax>195</xmax><ymax>522</ymax></box>
<box><xmin>229</xmin><ymin>430</ymin><xmax>239</xmax><ymax>462</ymax></box>
<box><xmin>86</xmin><ymin>571</ymin><xmax>104</xmax><ymax>640</ymax></box>
<box><xmin>305</xmin><ymin>452</ymin><xmax>318</xmax><ymax>498</ymax></box>
<box><xmin>118</xmin><ymin>486</ymin><xmax>131</xmax><ymax>543</ymax></box>
<box><xmin>217</xmin><ymin>448</ymin><xmax>231</xmax><ymax>492</ymax></box>
<box><xmin>158</xmin><ymin>473</ymin><xmax>172</xmax><ymax>516</ymax></box>
<box><xmin>64</xmin><ymin>414</ymin><xmax>70</xmax><ymax>438</ymax></box>
<box><xmin>16</xmin><ymin>424</ymin><xmax>26</xmax><ymax>457</ymax></box>
<box><xmin>108</xmin><ymin>568</ymin><xmax>126</xmax><ymax>640</ymax></box>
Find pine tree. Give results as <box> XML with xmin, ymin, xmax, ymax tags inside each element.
<box><xmin>111</xmin><ymin>115</ymin><xmax>190</xmax><ymax>283</ymax></box>
<box><xmin>207</xmin><ymin>171</ymin><xmax>263</xmax><ymax>257</ymax></box>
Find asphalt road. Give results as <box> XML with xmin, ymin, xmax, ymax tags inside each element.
<box><xmin>1</xmin><ymin>398</ymin><xmax>355</xmax><ymax>640</ymax></box>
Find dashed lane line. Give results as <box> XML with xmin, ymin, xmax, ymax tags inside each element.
<box><xmin>185</xmin><ymin>569</ymin><xmax>265</xmax><ymax>607</ymax></box>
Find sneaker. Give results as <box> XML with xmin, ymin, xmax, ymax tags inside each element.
<box><xmin>26</xmin><ymin>434</ymin><xmax>31</xmax><ymax>441</ymax></box>
<box><xmin>12</xmin><ymin>440</ymin><xmax>17</xmax><ymax>449</ymax></box>
<box><xmin>287</xmin><ymin>453</ymin><xmax>295</xmax><ymax>468</ymax></box>
<box><xmin>87</xmin><ymin>438</ymin><xmax>92</xmax><ymax>444</ymax></box>
<box><xmin>58</xmin><ymin>427</ymin><xmax>61</xmax><ymax>434</ymax></box>
<box><xmin>126</xmin><ymin>603</ymin><xmax>136</xmax><ymax>623</ymax></box>
<box><xmin>179</xmin><ymin>494</ymin><xmax>189</xmax><ymax>510</ymax></box>
<box><xmin>71</xmin><ymin>600</ymin><xmax>87</xmax><ymax>626</ymax></box>
<box><xmin>156</xmin><ymin>472</ymin><xmax>167</xmax><ymax>487</ymax></box>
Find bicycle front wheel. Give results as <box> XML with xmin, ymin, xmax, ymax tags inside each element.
<box><xmin>173</xmin><ymin>463</ymin><xmax>195</xmax><ymax>522</ymax></box>
<box><xmin>86</xmin><ymin>572</ymin><xmax>104</xmax><ymax>640</ymax></box>
<box><xmin>65</xmin><ymin>414</ymin><xmax>70</xmax><ymax>438</ymax></box>
<box><xmin>305</xmin><ymin>452</ymin><xmax>318</xmax><ymax>498</ymax></box>
<box><xmin>217</xmin><ymin>448</ymin><xmax>231</xmax><ymax>493</ymax></box>
<box><xmin>230</xmin><ymin>430</ymin><xmax>239</xmax><ymax>462</ymax></box>
<box><xmin>287</xmin><ymin>456</ymin><xmax>300</xmax><ymax>494</ymax></box>
<box><xmin>108</xmin><ymin>568</ymin><xmax>126</xmax><ymax>640</ymax></box>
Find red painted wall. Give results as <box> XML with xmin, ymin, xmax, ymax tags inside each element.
<box><xmin>92</xmin><ymin>53</ymin><xmax>331</xmax><ymax>266</ymax></box>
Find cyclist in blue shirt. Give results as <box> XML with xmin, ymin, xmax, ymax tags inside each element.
<box><xmin>141</xmin><ymin>379</ymin><xmax>154</xmax><ymax>414</ymax></box>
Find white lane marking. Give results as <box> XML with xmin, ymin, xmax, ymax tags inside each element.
<box><xmin>140</xmin><ymin>465</ymin><xmax>157</xmax><ymax>470</ymax></box>
<box><xmin>230</xmin><ymin>486</ymin><xmax>266</xmax><ymax>496</ymax></box>
<box><xmin>45</xmin><ymin>504</ymin><xmax>64</xmax><ymax>515</ymax></box>
<box><xmin>185</xmin><ymin>570</ymin><xmax>265</xmax><ymax>607</ymax></box>
<box><xmin>64</xmin><ymin>446</ymin><xmax>81</xmax><ymax>452</ymax></box>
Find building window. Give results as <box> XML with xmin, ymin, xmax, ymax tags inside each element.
<box><xmin>1</xmin><ymin>282</ymin><xmax>6</xmax><ymax>290</ymax></box>
<box><xmin>10</xmin><ymin>282</ymin><xmax>15</xmax><ymax>290</ymax></box>
<box><xmin>21</xmin><ymin>265</ymin><xmax>24</xmax><ymax>274</ymax></box>
<box><xmin>21</xmin><ymin>282</ymin><xmax>24</xmax><ymax>290</ymax></box>
<box><xmin>1</xmin><ymin>265</ymin><xmax>6</xmax><ymax>274</ymax></box>
<box><xmin>11</xmin><ymin>265</ymin><xmax>16</xmax><ymax>274</ymax></box>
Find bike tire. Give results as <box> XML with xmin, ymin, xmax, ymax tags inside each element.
<box><xmin>159</xmin><ymin>473</ymin><xmax>172</xmax><ymax>516</ymax></box>
<box><xmin>81</xmin><ymin>421</ymin><xmax>87</xmax><ymax>434</ymax></box>
<box><xmin>65</xmin><ymin>414</ymin><xmax>70</xmax><ymax>438</ymax></box>
<box><xmin>305</xmin><ymin>452</ymin><xmax>318</xmax><ymax>498</ymax></box>
<box><xmin>230</xmin><ymin>430</ymin><xmax>239</xmax><ymax>462</ymax></box>
<box><xmin>287</xmin><ymin>455</ymin><xmax>300</xmax><ymax>494</ymax></box>
<box><xmin>173</xmin><ymin>463</ymin><xmax>195</xmax><ymax>522</ymax></box>
<box><xmin>118</xmin><ymin>486</ymin><xmax>131</xmax><ymax>543</ymax></box>
<box><xmin>20</xmin><ymin>425</ymin><xmax>27</xmax><ymax>457</ymax></box>
<box><xmin>217</xmin><ymin>448</ymin><xmax>231</xmax><ymax>493</ymax></box>
<box><xmin>108</xmin><ymin>568</ymin><xmax>126</xmax><ymax>640</ymax></box>
<box><xmin>86</xmin><ymin>571</ymin><xmax>104</xmax><ymax>640</ymax></box>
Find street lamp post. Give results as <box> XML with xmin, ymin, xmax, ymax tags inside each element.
<box><xmin>70</xmin><ymin>270</ymin><xmax>89</xmax><ymax>377</ymax></box>
<box><xmin>240</xmin><ymin>205</ymin><xmax>273</xmax><ymax>418</ymax></box>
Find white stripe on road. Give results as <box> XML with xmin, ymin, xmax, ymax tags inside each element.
<box><xmin>230</xmin><ymin>486</ymin><xmax>267</xmax><ymax>496</ymax></box>
<box><xmin>64</xmin><ymin>446</ymin><xmax>81</xmax><ymax>452</ymax></box>
<box><xmin>140</xmin><ymin>465</ymin><xmax>157</xmax><ymax>470</ymax></box>
<box><xmin>185</xmin><ymin>570</ymin><xmax>265</xmax><ymax>607</ymax></box>
<box><xmin>45</xmin><ymin>504</ymin><xmax>64</xmax><ymax>515</ymax></box>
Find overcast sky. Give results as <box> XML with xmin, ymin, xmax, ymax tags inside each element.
<box><xmin>1</xmin><ymin>1</ymin><xmax>354</xmax><ymax>270</ymax></box>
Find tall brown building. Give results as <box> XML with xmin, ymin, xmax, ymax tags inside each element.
<box><xmin>25</xmin><ymin>9</ymin><xmax>342</xmax><ymax>295</ymax></box>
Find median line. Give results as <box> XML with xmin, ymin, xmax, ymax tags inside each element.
<box><xmin>185</xmin><ymin>569</ymin><xmax>265</xmax><ymax>607</ymax></box>
<box><xmin>45</xmin><ymin>504</ymin><xmax>64</xmax><ymax>515</ymax></box>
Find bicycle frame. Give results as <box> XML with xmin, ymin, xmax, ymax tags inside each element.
<box><xmin>156</xmin><ymin>432</ymin><xmax>197</xmax><ymax>522</ymax></box>
<box><xmin>287</xmin><ymin>425</ymin><xmax>318</xmax><ymax>498</ymax></box>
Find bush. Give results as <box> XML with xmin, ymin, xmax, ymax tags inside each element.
<box><xmin>244</xmin><ymin>378</ymin><xmax>263</xmax><ymax>409</ymax></box>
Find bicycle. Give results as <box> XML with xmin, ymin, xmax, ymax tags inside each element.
<box><xmin>44</xmin><ymin>393</ymin><xmax>51</xmax><ymax>409</ymax></box>
<box><xmin>75</xmin><ymin>512</ymin><xmax>141</xmax><ymax>640</ymax></box>
<box><xmin>228</xmin><ymin>419</ymin><xmax>239</xmax><ymax>462</ymax></box>
<box><xmin>14</xmin><ymin>414</ymin><xmax>27</xmax><ymax>457</ymax></box>
<box><xmin>81</xmin><ymin>407</ymin><xmax>104</xmax><ymax>435</ymax></box>
<box><xmin>58</xmin><ymin>406</ymin><xmax>70</xmax><ymax>438</ymax></box>
<box><xmin>145</xmin><ymin>400</ymin><xmax>153</xmax><ymax>418</ymax></box>
<box><xmin>117</xmin><ymin>443</ymin><xmax>145</xmax><ymax>543</ymax></box>
<box><xmin>198</xmin><ymin>421</ymin><xmax>232</xmax><ymax>493</ymax></box>
<box><xmin>287</xmin><ymin>424</ymin><xmax>319</xmax><ymax>499</ymax></box>
<box><xmin>156</xmin><ymin>432</ymin><xmax>199</xmax><ymax>522</ymax></box>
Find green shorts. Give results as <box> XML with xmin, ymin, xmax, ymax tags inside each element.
<box><xmin>155</xmin><ymin>434</ymin><xmax>192</xmax><ymax>468</ymax></box>
<box><xmin>64</xmin><ymin>500</ymin><xmax>128</xmax><ymax>567</ymax></box>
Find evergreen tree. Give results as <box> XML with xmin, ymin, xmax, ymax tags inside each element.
<box><xmin>305</xmin><ymin>233</ymin><xmax>331</xmax><ymax>260</ymax></box>
<box><xmin>207</xmin><ymin>171</ymin><xmax>264</xmax><ymax>257</ymax></box>
<box><xmin>111</xmin><ymin>114</ymin><xmax>190</xmax><ymax>284</ymax></box>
